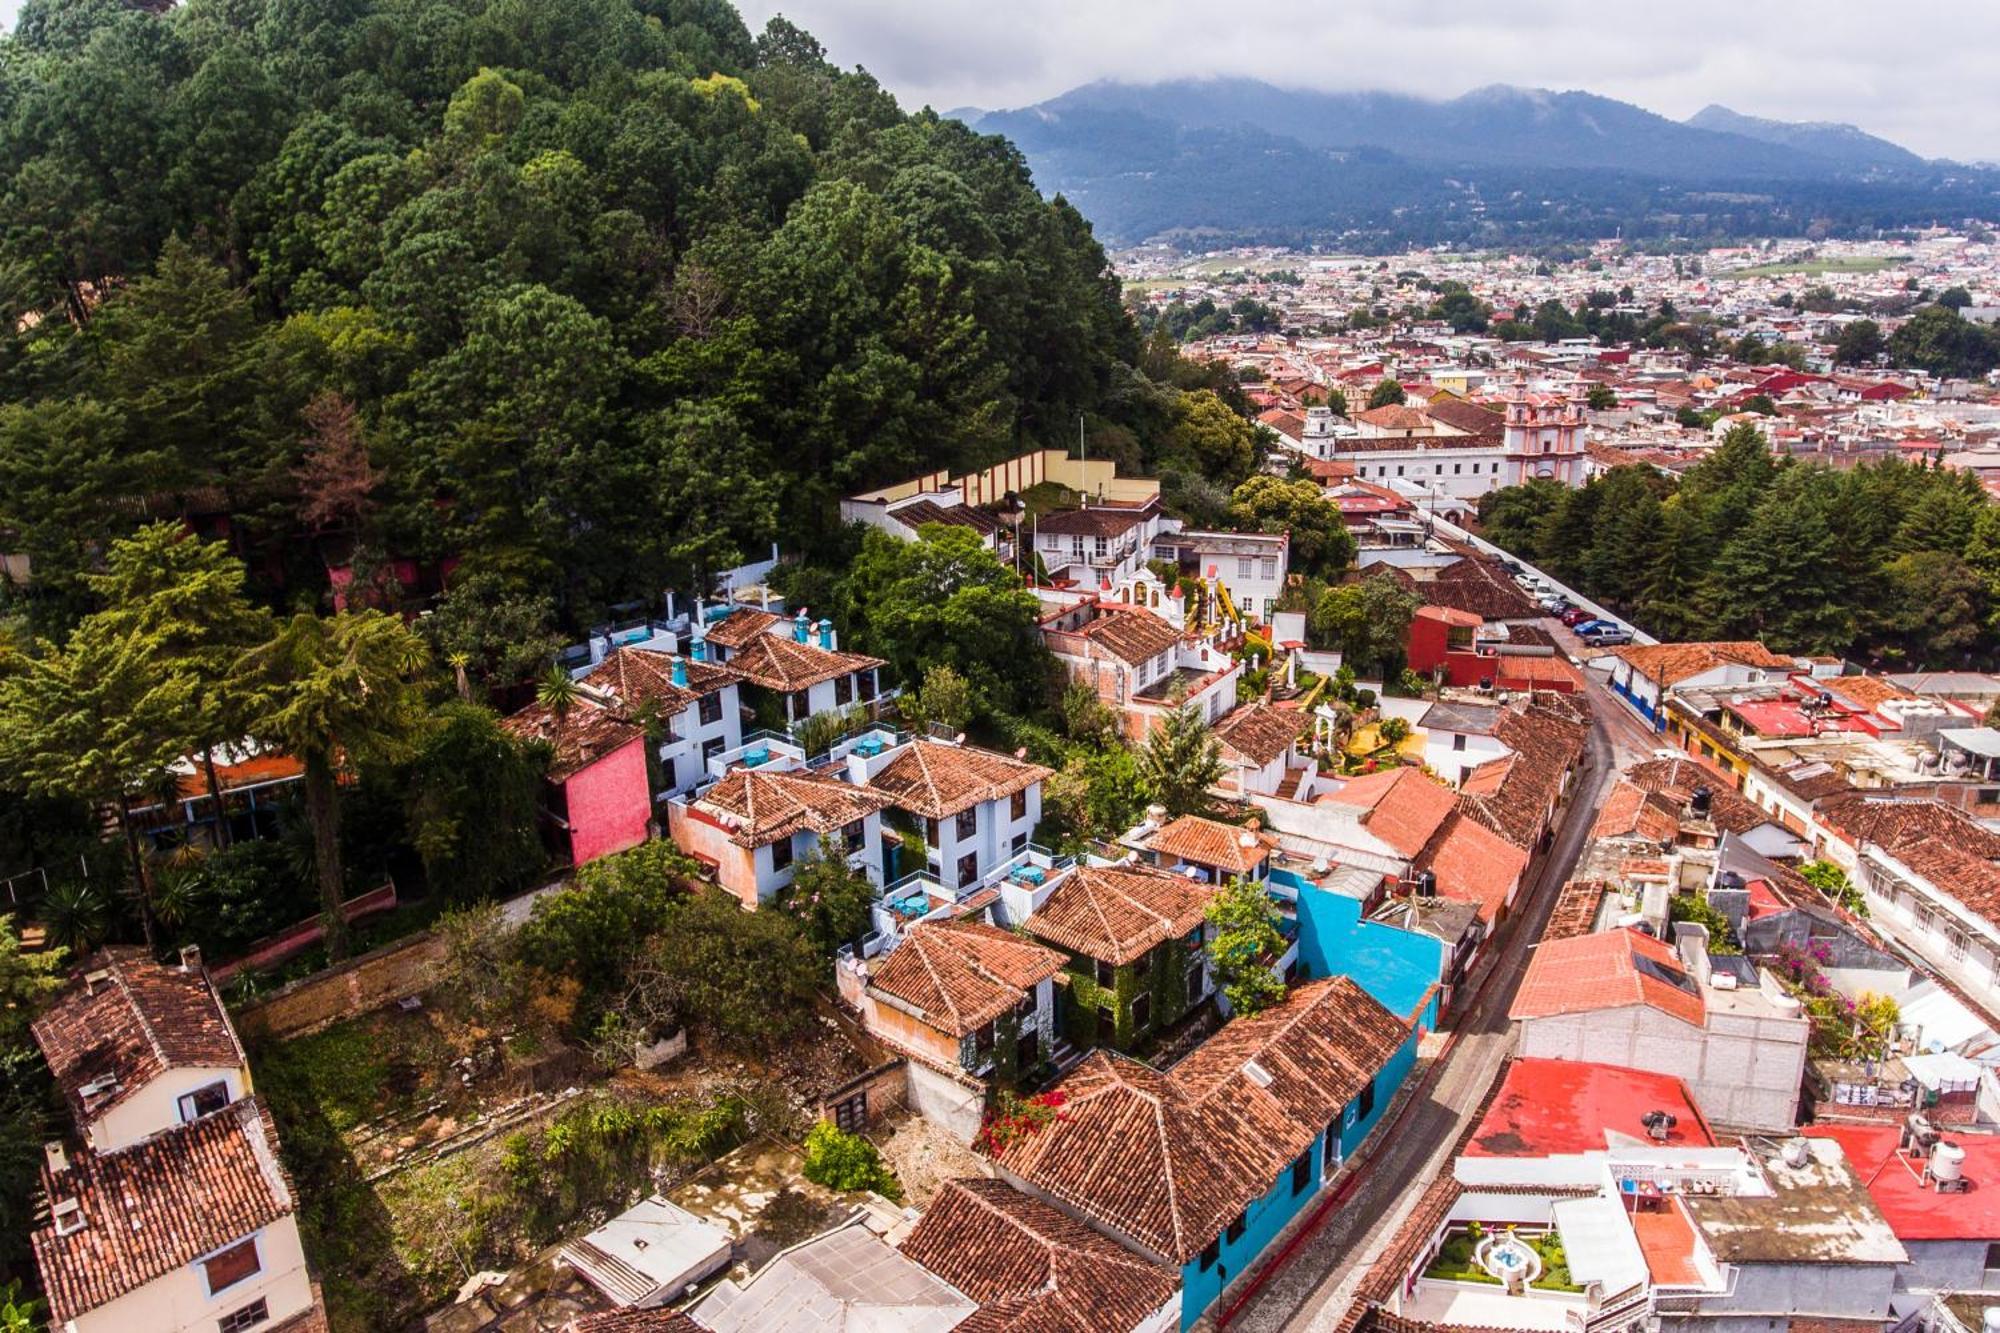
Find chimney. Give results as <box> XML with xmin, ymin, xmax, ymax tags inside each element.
<box><xmin>44</xmin><ymin>1141</ymin><xmax>68</xmax><ymax>1176</ymax></box>
<box><xmin>690</xmin><ymin>632</ymin><xmax>707</xmax><ymax>663</ymax></box>
<box><xmin>179</xmin><ymin>944</ymin><xmax>202</xmax><ymax>975</ymax></box>
<box><xmin>671</xmin><ymin>658</ymin><xmax>689</xmax><ymax>688</ymax></box>
<box><xmin>794</xmin><ymin>609</ymin><xmax>810</xmax><ymax>644</ymax></box>
<box><xmin>817</xmin><ymin>620</ymin><xmax>834</xmax><ymax>650</ymax></box>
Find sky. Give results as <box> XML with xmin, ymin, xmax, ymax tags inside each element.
<box><xmin>734</xmin><ymin>0</ymin><xmax>2000</xmax><ymax>163</ymax></box>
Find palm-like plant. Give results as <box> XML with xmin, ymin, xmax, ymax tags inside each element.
<box><xmin>235</xmin><ymin>611</ymin><xmax>430</xmax><ymax>960</ymax></box>
<box><xmin>537</xmin><ymin>666</ymin><xmax>579</xmax><ymax>719</ymax></box>
<box><xmin>39</xmin><ymin>882</ymin><xmax>112</xmax><ymax>955</ymax></box>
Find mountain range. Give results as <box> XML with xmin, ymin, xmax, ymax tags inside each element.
<box><xmin>962</xmin><ymin>79</ymin><xmax>1994</xmax><ymax>249</ymax></box>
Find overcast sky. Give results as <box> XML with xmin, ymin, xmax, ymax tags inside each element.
<box><xmin>1</xmin><ymin>1</ymin><xmax>1991</xmax><ymax>161</ymax></box>
<box><xmin>736</xmin><ymin>0</ymin><xmax>2000</xmax><ymax>163</ymax></box>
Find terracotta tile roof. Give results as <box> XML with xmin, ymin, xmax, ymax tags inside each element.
<box><xmin>500</xmin><ymin>699</ymin><xmax>644</xmax><ymax>782</ymax></box>
<box><xmin>869</xmin><ymin>740</ymin><xmax>1052</xmax><ymax>820</ymax></box>
<box><xmin>581</xmin><ymin>646</ymin><xmax>741</xmax><ymax>715</ymax></box>
<box><xmin>1624</xmin><ymin>757</ymin><xmax>1770</xmax><ymax>836</ymax></box>
<box><xmin>1038</xmin><ymin>504</ymin><xmax>1153</xmax><ymax>538</ymax></box>
<box><xmin>990</xmin><ymin>977</ymin><xmax>1409</xmax><ymax>1263</ymax></box>
<box><xmin>701</xmin><ymin>608</ymin><xmax>780</xmax><ymax>649</ymax></box>
<box><xmin>1353</xmin><ymin>405</ymin><xmax>1434</xmax><ymax>431</ymax></box>
<box><xmin>725</xmin><ymin>633</ymin><xmax>885</xmax><ymax>693</ymax></box>
<box><xmin>1304</xmin><ymin>457</ymin><xmax>1357</xmax><ymax>482</ymax></box>
<box><xmin>1392</xmin><ymin>559</ymin><xmax>1540</xmax><ymax>620</ymax></box>
<box><xmin>867</xmin><ymin>920</ymin><xmax>1065</xmax><ymax>1038</ymax></box>
<box><xmin>1544</xmin><ymin>880</ymin><xmax>1609</xmax><ymax>941</ymax></box>
<box><xmin>694</xmin><ymin>767</ymin><xmax>891</xmax><ymax>848</ymax></box>
<box><xmin>32</xmin><ymin>947</ymin><xmax>245</xmax><ymax>1128</ymax></box>
<box><xmin>1820</xmin><ymin>675</ymin><xmax>1914</xmax><ymax>711</ymax></box>
<box><xmin>1460</xmin><ymin>702</ymin><xmax>1589</xmax><ymax>850</ymax></box>
<box><xmin>891</xmin><ymin>499</ymin><xmax>1002</xmax><ymax>537</ymax></box>
<box><xmin>1510</xmin><ymin>928</ymin><xmax>1705</xmax><ymax>1028</ymax></box>
<box><xmin>1766</xmin><ymin>759</ymin><xmax>1855</xmax><ymax>803</ymax></box>
<box><xmin>899</xmin><ymin>1178</ymin><xmax>1176</xmax><ymax>1333</ymax></box>
<box><xmin>1025</xmin><ymin>865</ymin><xmax>1214</xmax><ymax>967</ymax></box>
<box><xmin>1425</xmin><ymin>399</ymin><xmax>1506</xmax><ymax>437</ymax></box>
<box><xmin>1610</xmin><ymin>640</ymin><xmax>1797</xmax><ymax>688</ymax></box>
<box><xmin>1819</xmin><ymin>792</ymin><xmax>2000</xmax><ymax>861</ymax></box>
<box><xmin>1592</xmin><ymin>781</ymin><xmax>1676</xmax><ymax>841</ymax></box>
<box><xmin>1323</xmin><ymin>768</ymin><xmax>1458</xmax><ymax>858</ymax></box>
<box><xmin>1216</xmin><ymin>703</ymin><xmax>1309</xmax><ymax>768</ymax></box>
<box><xmin>32</xmin><ymin>1098</ymin><xmax>295</xmax><ymax>1323</ymax></box>
<box><xmin>565</xmin><ymin>1312</ymin><xmax>707</xmax><ymax>1333</ymax></box>
<box><xmin>1068</xmin><ymin>606</ymin><xmax>1183</xmax><ymax>666</ymax></box>
<box><xmin>1143</xmin><ymin>814</ymin><xmax>1275</xmax><ymax>877</ymax></box>
<box><xmin>1413</xmin><ymin>812</ymin><xmax>1529</xmax><ymax>923</ymax></box>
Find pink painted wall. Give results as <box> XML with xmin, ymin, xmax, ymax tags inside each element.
<box><xmin>563</xmin><ymin>736</ymin><xmax>651</xmax><ymax>864</ymax></box>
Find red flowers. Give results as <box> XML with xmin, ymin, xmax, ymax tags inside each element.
<box><xmin>975</xmin><ymin>1090</ymin><xmax>1068</xmax><ymax>1155</ymax></box>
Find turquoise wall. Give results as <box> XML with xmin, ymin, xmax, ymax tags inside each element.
<box><xmin>1177</xmin><ymin>1019</ymin><xmax>1423</xmax><ymax>1327</ymax></box>
<box><xmin>1291</xmin><ymin>881</ymin><xmax>1444</xmax><ymax>1029</ymax></box>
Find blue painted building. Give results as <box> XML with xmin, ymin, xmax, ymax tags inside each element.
<box><xmin>1280</xmin><ymin>871</ymin><xmax>1445</xmax><ymax>1031</ymax></box>
<box><xmin>988</xmin><ymin>975</ymin><xmax>1420</xmax><ymax>1330</ymax></box>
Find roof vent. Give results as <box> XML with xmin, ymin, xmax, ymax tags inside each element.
<box><xmin>51</xmin><ymin>1197</ymin><xmax>84</xmax><ymax>1236</ymax></box>
<box><xmin>82</xmin><ymin>968</ymin><xmax>111</xmax><ymax>995</ymax></box>
<box><xmin>43</xmin><ymin>1141</ymin><xmax>67</xmax><ymax>1175</ymax></box>
<box><xmin>1242</xmin><ymin>1059</ymin><xmax>1274</xmax><ymax>1088</ymax></box>
<box><xmin>78</xmin><ymin>1075</ymin><xmax>119</xmax><ymax>1101</ymax></box>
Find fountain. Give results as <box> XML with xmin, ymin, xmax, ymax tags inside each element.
<box><xmin>1475</xmin><ymin>1231</ymin><xmax>1543</xmax><ymax>1294</ymax></box>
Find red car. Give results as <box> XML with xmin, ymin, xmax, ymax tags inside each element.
<box><xmin>1560</xmin><ymin>606</ymin><xmax>1594</xmax><ymax>627</ymax></box>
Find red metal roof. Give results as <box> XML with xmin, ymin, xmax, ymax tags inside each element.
<box><xmin>1805</xmin><ymin>1124</ymin><xmax>2000</xmax><ymax>1242</ymax></box>
<box><xmin>1466</xmin><ymin>1058</ymin><xmax>1713</xmax><ymax>1158</ymax></box>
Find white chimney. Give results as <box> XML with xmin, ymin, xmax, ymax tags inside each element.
<box><xmin>179</xmin><ymin>944</ymin><xmax>203</xmax><ymax>974</ymax></box>
<box><xmin>43</xmin><ymin>1141</ymin><xmax>68</xmax><ymax>1175</ymax></box>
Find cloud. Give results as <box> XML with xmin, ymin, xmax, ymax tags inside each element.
<box><xmin>735</xmin><ymin>0</ymin><xmax>2000</xmax><ymax>162</ymax></box>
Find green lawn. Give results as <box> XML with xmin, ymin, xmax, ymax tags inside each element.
<box><xmin>1720</xmin><ymin>256</ymin><xmax>1907</xmax><ymax>279</ymax></box>
<box><xmin>1423</xmin><ymin>1229</ymin><xmax>1583</xmax><ymax>1293</ymax></box>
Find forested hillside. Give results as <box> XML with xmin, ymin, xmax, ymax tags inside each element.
<box><xmin>1479</xmin><ymin>426</ymin><xmax>2000</xmax><ymax>667</ymax></box>
<box><xmin>0</xmin><ymin>0</ymin><xmax>1196</xmax><ymax>638</ymax></box>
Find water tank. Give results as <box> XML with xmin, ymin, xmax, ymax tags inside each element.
<box><xmin>1690</xmin><ymin>786</ymin><xmax>1713</xmax><ymax>817</ymax></box>
<box><xmin>1932</xmin><ymin>1140</ymin><xmax>1967</xmax><ymax>1184</ymax></box>
<box><xmin>1781</xmin><ymin>1138</ymin><xmax>1811</xmax><ymax>1169</ymax></box>
<box><xmin>1982</xmin><ymin>1305</ymin><xmax>2000</xmax><ymax>1333</ymax></box>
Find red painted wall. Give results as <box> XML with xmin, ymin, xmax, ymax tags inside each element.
<box><xmin>562</xmin><ymin>736</ymin><xmax>652</xmax><ymax>864</ymax></box>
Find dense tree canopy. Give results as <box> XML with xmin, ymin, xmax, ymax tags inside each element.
<box><xmin>1479</xmin><ymin>423</ymin><xmax>2000</xmax><ymax>666</ymax></box>
<box><xmin>0</xmin><ymin>0</ymin><xmax>1160</xmax><ymax>638</ymax></box>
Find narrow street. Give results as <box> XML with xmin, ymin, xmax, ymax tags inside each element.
<box><xmin>1222</xmin><ymin>670</ymin><xmax>1621</xmax><ymax>1333</ymax></box>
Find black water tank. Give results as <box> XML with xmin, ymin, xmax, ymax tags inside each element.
<box><xmin>1690</xmin><ymin>786</ymin><xmax>1713</xmax><ymax>817</ymax></box>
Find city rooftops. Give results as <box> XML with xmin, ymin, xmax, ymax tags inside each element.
<box><xmin>1803</xmin><ymin>1124</ymin><xmax>2000</xmax><ymax>1243</ymax></box>
<box><xmin>1684</xmin><ymin>1135</ymin><xmax>1906</xmax><ymax>1266</ymax></box>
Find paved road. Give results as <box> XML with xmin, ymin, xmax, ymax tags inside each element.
<box><xmin>1222</xmin><ymin>690</ymin><xmax>1619</xmax><ymax>1333</ymax></box>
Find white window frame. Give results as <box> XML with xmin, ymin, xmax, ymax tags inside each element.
<box><xmin>199</xmin><ymin>1234</ymin><xmax>263</xmax><ymax>1298</ymax></box>
<box><xmin>178</xmin><ymin>1079</ymin><xmax>232</xmax><ymax>1123</ymax></box>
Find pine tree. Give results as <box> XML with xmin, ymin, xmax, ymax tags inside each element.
<box><xmin>1139</xmin><ymin>703</ymin><xmax>1224</xmax><ymax>818</ymax></box>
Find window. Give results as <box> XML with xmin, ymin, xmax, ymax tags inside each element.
<box><xmin>926</xmin><ymin>818</ymin><xmax>939</xmax><ymax>849</ymax></box>
<box><xmin>1453</xmin><ymin>463</ymin><xmax>1462</xmax><ymax>475</ymax></box>
<box><xmin>1238</xmin><ymin>557</ymin><xmax>1253</xmax><ymax>579</ymax></box>
<box><xmin>834</xmin><ymin>1091</ymin><xmax>868</xmax><ymax>1132</ymax></box>
<box><xmin>842</xmin><ymin>820</ymin><xmax>865</xmax><ymax>853</ymax></box>
<box><xmin>956</xmin><ymin>851</ymin><xmax>979</xmax><ymax>886</ymax></box>
<box><xmin>955</xmin><ymin>808</ymin><xmax>978</xmax><ymax>840</ymax></box>
<box><xmin>1949</xmin><ymin>928</ymin><xmax>1970</xmax><ymax>962</ymax></box>
<box><xmin>1323</xmin><ymin>1125</ymin><xmax>1341</xmax><ymax>1169</ymax></box>
<box><xmin>1983</xmin><ymin>1242</ymin><xmax>2000</xmax><ymax>1274</ymax></box>
<box><xmin>975</xmin><ymin>1022</ymin><xmax>996</xmax><ymax>1053</ymax></box>
<box><xmin>178</xmin><ymin>1081</ymin><xmax>230</xmax><ymax>1123</ymax></box>
<box><xmin>1096</xmin><ymin>958</ymin><xmax>1116</xmax><ymax>987</ymax></box>
<box><xmin>1226</xmin><ymin>1212</ymin><xmax>1247</xmax><ymax>1245</ymax></box>
<box><xmin>1132</xmin><ymin>992</ymin><xmax>1152</xmax><ymax>1032</ymax></box>
<box><xmin>835</xmin><ymin>673</ymin><xmax>853</xmax><ymax>706</ymax></box>
<box><xmin>203</xmin><ymin>1238</ymin><xmax>261</xmax><ymax>1296</ymax></box>
<box><xmin>1094</xmin><ymin>535</ymin><xmax>1109</xmax><ymax>559</ymax></box>
<box><xmin>1071</xmin><ymin>536</ymin><xmax>1085</xmax><ymax>558</ymax></box>
<box><xmin>1011</xmin><ymin>831</ymin><xmax>1028</xmax><ymax>854</ymax></box>
<box><xmin>1010</xmin><ymin>789</ymin><xmax>1028</xmax><ymax>822</ymax></box>
<box><xmin>769</xmin><ymin>837</ymin><xmax>793</xmax><ymax>873</ymax></box>
<box><xmin>1043</xmin><ymin>533</ymin><xmax>1059</xmax><ymax>550</ymax></box>
<box><xmin>1452</xmin><ymin>734</ymin><xmax>1466</xmax><ymax>752</ymax></box>
<box><xmin>1357</xmin><ymin>1078</ymin><xmax>1376</xmax><ymax>1121</ymax></box>
<box><xmin>1188</xmin><ymin>963</ymin><xmax>1206</xmax><ymax>1005</ymax></box>
<box><xmin>1200</xmin><ymin>1238</ymin><xmax>1220</xmax><ymax>1271</ymax></box>
<box><xmin>218</xmin><ymin>1300</ymin><xmax>270</xmax><ymax>1333</ymax></box>
<box><xmin>1291</xmin><ymin>1152</ymin><xmax>1312</xmax><ymax>1195</ymax></box>
<box><xmin>698</xmin><ymin>692</ymin><xmax>723</xmax><ymax>726</ymax></box>
<box><xmin>1262</xmin><ymin>557</ymin><xmax>1277</xmax><ymax>580</ymax></box>
<box><xmin>1396</xmin><ymin>466</ymin><xmax>1405</xmax><ymax>477</ymax></box>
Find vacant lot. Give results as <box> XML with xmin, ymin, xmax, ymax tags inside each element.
<box><xmin>253</xmin><ymin>994</ymin><xmax>871</xmax><ymax>1331</ymax></box>
<box><xmin>1721</xmin><ymin>256</ymin><xmax>1907</xmax><ymax>279</ymax></box>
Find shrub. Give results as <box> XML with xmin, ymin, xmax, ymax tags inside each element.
<box><xmin>801</xmin><ymin>1121</ymin><xmax>901</xmax><ymax>1200</ymax></box>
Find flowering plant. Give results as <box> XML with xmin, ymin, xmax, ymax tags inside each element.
<box><xmin>975</xmin><ymin>1089</ymin><xmax>1068</xmax><ymax>1155</ymax></box>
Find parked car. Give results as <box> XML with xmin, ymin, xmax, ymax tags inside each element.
<box><xmin>1539</xmin><ymin>595</ymin><xmax>1570</xmax><ymax>614</ymax></box>
<box><xmin>1572</xmin><ymin>619</ymin><xmax>1614</xmax><ymax>636</ymax></box>
<box><xmin>1560</xmin><ymin>606</ymin><xmax>1594</xmax><ymax>627</ymax></box>
<box><xmin>1580</xmin><ymin>626</ymin><xmax>1633</xmax><ymax>647</ymax></box>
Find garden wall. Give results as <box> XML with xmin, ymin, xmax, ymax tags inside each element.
<box><xmin>235</xmin><ymin>929</ymin><xmax>446</xmax><ymax>1040</ymax></box>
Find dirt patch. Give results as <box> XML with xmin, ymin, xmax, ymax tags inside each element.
<box><xmin>873</xmin><ymin>1110</ymin><xmax>987</xmax><ymax>1208</ymax></box>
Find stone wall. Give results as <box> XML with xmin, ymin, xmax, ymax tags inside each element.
<box><xmin>235</xmin><ymin>930</ymin><xmax>446</xmax><ymax>1041</ymax></box>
